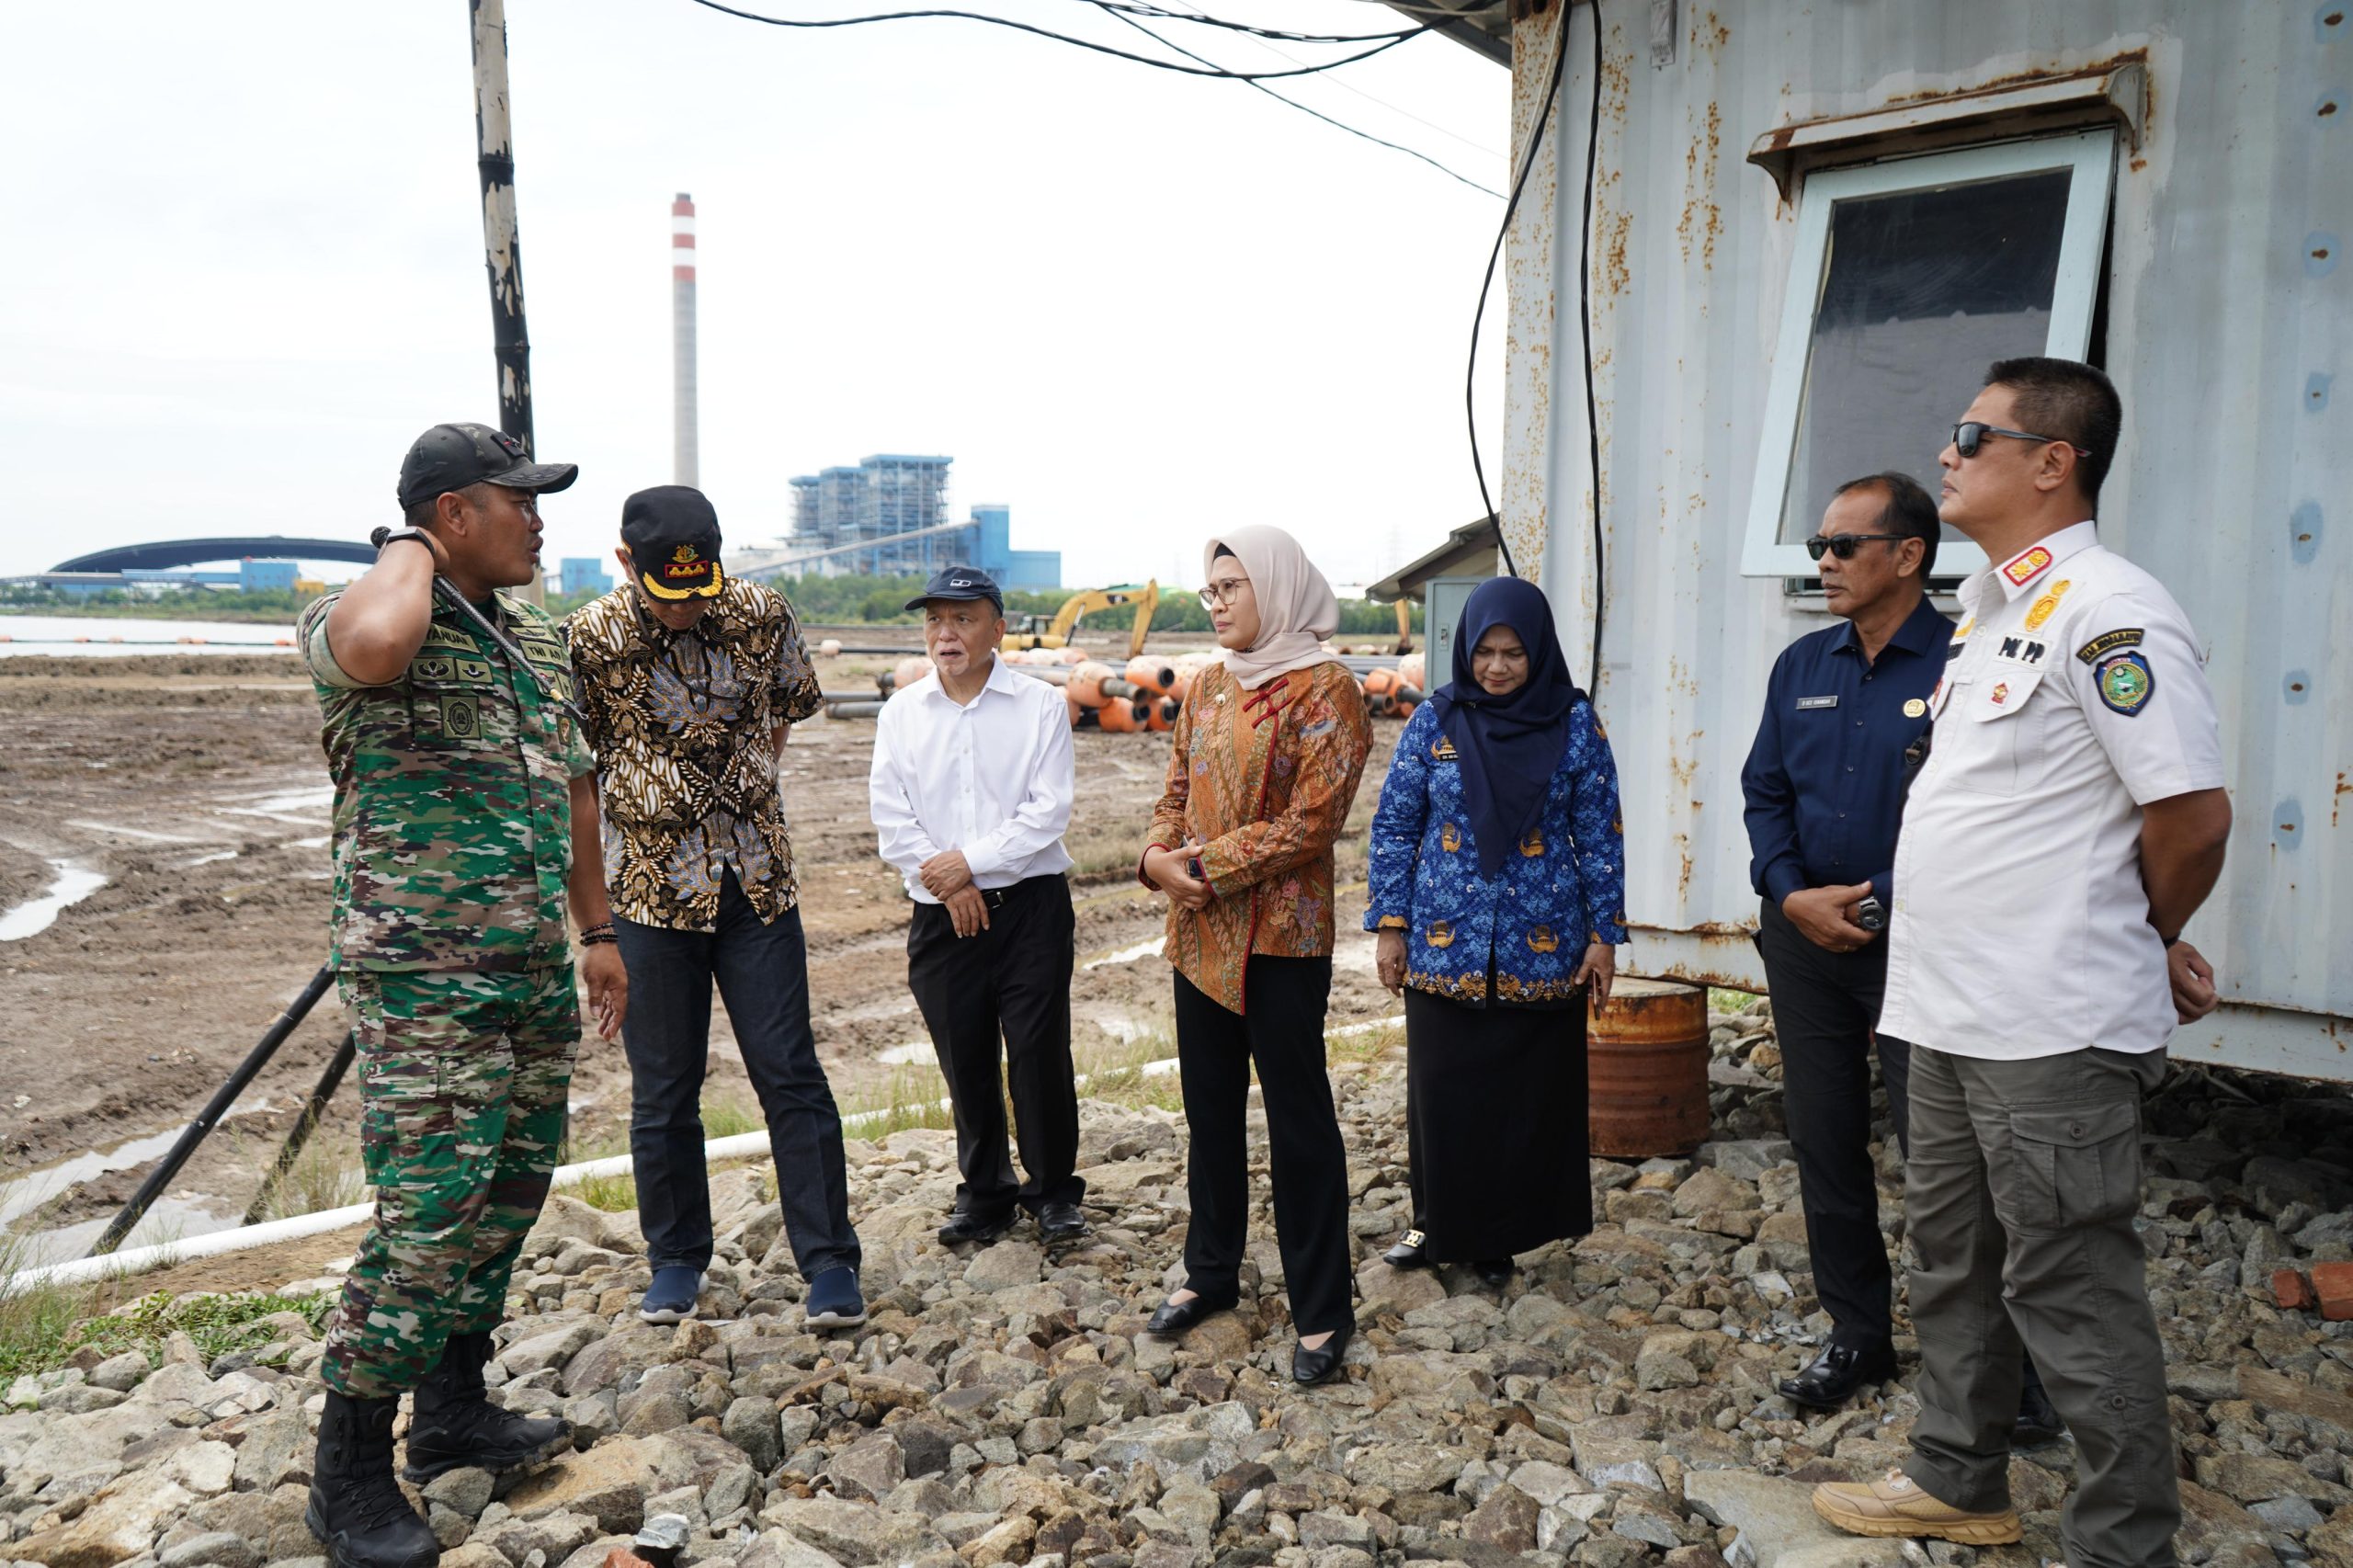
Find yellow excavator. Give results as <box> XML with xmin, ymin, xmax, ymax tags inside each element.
<box><xmin>1005</xmin><ymin>581</ymin><xmax>1160</xmax><ymax>658</ymax></box>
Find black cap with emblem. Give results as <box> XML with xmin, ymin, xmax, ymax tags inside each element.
<box><xmin>904</xmin><ymin>565</ymin><xmax>1005</xmax><ymax>613</ymax></box>
<box><xmin>621</xmin><ymin>485</ymin><xmax>727</xmax><ymax>601</ymax></box>
<box><xmin>397</xmin><ymin>422</ymin><xmax>581</xmax><ymax>509</ymax></box>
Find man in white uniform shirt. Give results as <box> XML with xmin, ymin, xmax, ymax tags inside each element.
<box><xmin>1814</xmin><ymin>359</ymin><xmax>2231</xmax><ymax>1564</ymax></box>
<box><xmin>870</xmin><ymin>567</ymin><xmax>1090</xmax><ymax>1248</ymax></box>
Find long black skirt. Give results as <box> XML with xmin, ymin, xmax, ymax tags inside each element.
<box><xmin>1403</xmin><ymin>987</ymin><xmax>1592</xmax><ymax>1263</ymax></box>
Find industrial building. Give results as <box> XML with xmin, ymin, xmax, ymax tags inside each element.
<box><xmin>763</xmin><ymin>456</ymin><xmax>1061</xmax><ymax>588</ymax></box>
<box><xmin>559</xmin><ymin>557</ymin><xmax>614</xmax><ymax>598</ymax></box>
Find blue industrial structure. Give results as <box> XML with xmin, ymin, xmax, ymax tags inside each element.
<box><xmin>967</xmin><ymin>504</ymin><xmax>1062</xmax><ymax>591</ymax></box>
<box><xmin>559</xmin><ymin>558</ymin><xmax>614</xmax><ymax>597</ymax></box>
<box><xmin>239</xmin><ymin>560</ymin><xmax>297</xmax><ymax>593</ymax></box>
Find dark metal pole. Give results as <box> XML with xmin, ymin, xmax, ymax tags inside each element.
<box><xmin>241</xmin><ymin>1028</ymin><xmax>358</xmax><ymax>1227</ymax></box>
<box><xmin>88</xmin><ymin>964</ymin><xmax>336</xmax><ymax>1256</ymax></box>
<box><xmin>469</xmin><ymin>0</ymin><xmax>543</xmax><ymax>605</ymax></box>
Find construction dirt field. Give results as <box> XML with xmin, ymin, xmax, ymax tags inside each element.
<box><xmin>0</xmin><ymin>636</ymin><xmax>1402</xmax><ymax>1275</ymax></box>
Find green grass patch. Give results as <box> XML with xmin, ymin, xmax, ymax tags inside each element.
<box><xmin>841</xmin><ymin>1063</ymin><xmax>957</xmax><ymax>1138</ymax></box>
<box><xmin>0</xmin><ymin>1267</ymin><xmax>331</xmax><ymax>1384</ymax></box>
<box><xmin>700</xmin><ymin>1089</ymin><xmax>766</xmax><ymax>1141</ymax></box>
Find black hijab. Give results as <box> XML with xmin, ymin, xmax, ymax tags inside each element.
<box><xmin>1426</xmin><ymin>577</ymin><xmax>1585</xmax><ymax>877</ymax></box>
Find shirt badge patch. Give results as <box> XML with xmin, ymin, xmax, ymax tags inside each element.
<box><xmin>1995</xmin><ymin>635</ymin><xmax>2048</xmax><ymax>666</ymax></box>
<box><xmin>2097</xmin><ymin>651</ymin><xmax>2155</xmax><ymax>715</ymax></box>
<box><xmin>1990</xmin><ymin>682</ymin><xmax>2010</xmax><ymax>707</ymax></box>
<box><xmin>1796</xmin><ymin>695</ymin><xmax>1839</xmax><ymax>710</ymax></box>
<box><xmin>1431</xmin><ymin>737</ymin><xmax>1459</xmax><ymax>760</ymax></box>
<box><xmin>1903</xmin><ymin>698</ymin><xmax>1927</xmax><ymax>718</ymax></box>
<box><xmin>2024</xmin><ymin>579</ymin><xmax>2072</xmax><ymax>631</ymax></box>
<box><xmin>1950</xmin><ymin>617</ymin><xmax>1974</xmax><ymax>643</ymax></box>
<box><xmin>2001</xmin><ymin>546</ymin><xmax>2054</xmax><ymax>588</ymax></box>
<box><xmin>2076</xmin><ymin>628</ymin><xmax>2146</xmax><ymax>665</ymax></box>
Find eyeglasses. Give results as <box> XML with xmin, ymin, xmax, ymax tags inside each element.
<box><xmin>1805</xmin><ymin>533</ymin><xmax>1907</xmax><ymax>562</ymax></box>
<box><xmin>1198</xmin><ymin>578</ymin><xmax>1251</xmax><ymax>610</ymax></box>
<box><xmin>1951</xmin><ymin>421</ymin><xmax>2094</xmax><ymax>460</ymax></box>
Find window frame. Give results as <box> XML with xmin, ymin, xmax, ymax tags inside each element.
<box><xmin>1741</xmin><ymin>129</ymin><xmax>2120</xmax><ymax>581</ymax></box>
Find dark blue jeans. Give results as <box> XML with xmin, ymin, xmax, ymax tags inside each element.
<box><xmin>614</xmin><ymin>869</ymin><xmax>860</xmax><ymax>1280</ymax></box>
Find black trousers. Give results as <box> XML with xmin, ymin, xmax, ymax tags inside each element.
<box><xmin>1173</xmin><ymin>957</ymin><xmax>1353</xmax><ymax>1338</ymax></box>
<box><xmin>1755</xmin><ymin>895</ymin><xmax>1914</xmax><ymax>1350</ymax></box>
<box><xmin>613</xmin><ymin>869</ymin><xmax>861</xmax><ymax>1280</ymax></box>
<box><xmin>904</xmin><ymin>875</ymin><xmax>1084</xmax><ymax>1216</ymax></box>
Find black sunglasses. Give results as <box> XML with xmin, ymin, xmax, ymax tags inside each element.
<box><xmin>1952</xmin><ymin>421</ymin><xmax>2094</xmax><ymax>460</ymax></box>
<box><xmin>1805</xmin><ymin>532</ymin><xmax>1907</xmax><ymax>562</ymax></box>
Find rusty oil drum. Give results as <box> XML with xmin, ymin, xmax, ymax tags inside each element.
<box><xmin>1587</xmin><ymin>975</ymin><xmax>1711</xmax><ymax>1158</ymax></box>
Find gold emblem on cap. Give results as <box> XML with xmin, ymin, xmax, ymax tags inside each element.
<box><xmin>672</xmin><ymin>544</ymin><xmax>699</xmax><ymax>564</ymax></box>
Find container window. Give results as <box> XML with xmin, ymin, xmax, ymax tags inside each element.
<box><xmin>1742</xmin><ymin>131</ymin><xmax>2117</xmax><ymax>579</ymax></box>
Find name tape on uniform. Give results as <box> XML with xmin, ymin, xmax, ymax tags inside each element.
<box><xmin>2076</xmin><ymin>628</ymin><xmax>2145</xmax><ymax>665</ymax></box>
<box><xmin>1795</xmin><ymin>696</ymin><xmax>1839</xmax><ymax>710</ymax></box>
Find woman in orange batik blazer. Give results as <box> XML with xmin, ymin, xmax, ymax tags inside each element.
<box><xmin>1136</xmin><ymin>524</ymin><xmax>1372</xmax><ymax>1387</ymax></box>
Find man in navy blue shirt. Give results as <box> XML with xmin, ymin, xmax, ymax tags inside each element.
<box><xmin>1745</xmin><ymin>473</ymin><xmax>1995</xmax><ymax>1409</ymax></box>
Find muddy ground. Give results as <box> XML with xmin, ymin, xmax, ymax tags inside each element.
<box><xmin>0</xmin><ymin>638</ymin><xmax>1400</xmax><ymax>1267</ymax></box>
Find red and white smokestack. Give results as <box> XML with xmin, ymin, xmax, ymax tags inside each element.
<box><xmin>672</xmin><ymin>193</ymin><xmax>699</xmax><ymax>488</ymax></box>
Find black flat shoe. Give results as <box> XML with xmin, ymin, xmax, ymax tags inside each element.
<box><xmin>938</xmin><ymin>1207</ymin><xmax>1015</xmax><ymax>1246</ymax></box>
<box><xmin>1472</xmin><ymin>1257</ymin><xmax>1515</xmax><ymax>1288</ymax></box>
<box><xmin>1382</xmin><ymin>1229</ymin><xmax>1432</xmax><ymax>1269</ymax></box>
<box><xmin>1036</xmin><ymin>1200</ymin><xmax>1091</xmax><ymax>1244</ymax></box>
<box><xmin>1145</xmin><ymin>1290</ymin><xmax>1236</xmax><ymax>1336</ymax></box>
<box><xmin>2013</xmin><ymin>1379</ymin><xmax>2065</xmax><ymax>1447</ymax></box>
<box><xmin>1778</xmin><ymin>1341</ymin><xmax>1898</xmax><ymax>1410</ymax></box>
<box><xmin>1291</xmin><ymin>1324</ymin><xmax>1354</xmax><ymax>1385</ymax></box>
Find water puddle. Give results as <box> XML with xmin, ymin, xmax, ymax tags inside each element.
<box><xmin>181</xmin><ymin>849</ymin><xmax>241</xmax><ymax>869</ymax></box>
<box><xmin>1084</xmin><ymin>937</ymin><xmax>1165</xmax><ymax>971</ymax></box>
<box><xmin>66</xmin><ymin>819</ymin><xmax>203</xmax><ymax>844</ymax></box>
<box><xmin>0</xmin><ymin>1101</ymin><xmax>279</xmax><ymax>1268</ymax></box>
<box><xmin>0</xmin><ymin>861</ymin><xmax>108</xmax><ymax>941</ymax></box>
<box><xmin>216</xmin><ymin>786</ymin><xmax>334</xmax><ymax>826</ymax></box>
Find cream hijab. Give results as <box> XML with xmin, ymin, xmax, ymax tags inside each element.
<box><xmin>1206</xmin><ymin>525</ymin><xmax>1342</xmax><ymax>690</ymax></box>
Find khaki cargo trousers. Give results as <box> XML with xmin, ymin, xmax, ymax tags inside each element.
<box><xmin>1894</xmin><ymin>1041</ymin><xmax>2180</xmax><ymax>1568</ymax></box>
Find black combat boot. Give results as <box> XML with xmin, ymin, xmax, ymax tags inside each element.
<box><xmin>306</xmin><ymin>1389</ymin><xmax>441</xmax><ymax>1568</ymax></box>
<box><xmin>402</xmin><ymin>1330</ymin><xmax>570</xmax><ymax>1481</ymax></box>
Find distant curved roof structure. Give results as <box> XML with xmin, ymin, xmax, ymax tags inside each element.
<box><xmin>52</xmin><ymin>537</ymin><xmax>380</xmax><ymax>573</ymax></box>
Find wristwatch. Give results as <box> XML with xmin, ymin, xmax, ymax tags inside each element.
<box><xmin>376</xmin><ymin>527</ymin><xmax>434</xmax><ymax>558</ymax></box>
<box><xmin>1853</xmin><ymin>894</ymin><xmax>1887</xmax><ymax>933</ymax></box>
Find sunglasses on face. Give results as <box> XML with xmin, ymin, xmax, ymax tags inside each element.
<box><xmin>1805</xmin><ymin>533</ymin><xmax>1907</xmax><ymax>562</ymax></box>
<box><xmin>1951</xmin><ymin>421</ymin><xmax>2095</xmax><ymax>460</ymax></box>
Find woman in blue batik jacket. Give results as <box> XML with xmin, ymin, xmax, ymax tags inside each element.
<box><xmin>1365</xmin><ymin>576</ymin><xmax>1627</xmax><ymax>1287</ymax></box>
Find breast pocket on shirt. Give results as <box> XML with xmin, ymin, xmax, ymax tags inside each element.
<box><xmin>1950</xmin><ymin>668</ymin><xmax>2043</xmax><ymax>797</ymax></box>
<box><xmin>405</xmin><ymin>656</ymin><xmax>505</xmax><ymax>746</ymax></box>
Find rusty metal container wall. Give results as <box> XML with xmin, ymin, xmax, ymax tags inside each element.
<box><xmin>1503</xmin><ymin>2</ymin><xmax>2352</xmax><ymax>1077</ymax></box>
<box><xmin>1587</xmin><ymin>976</ymin><xmax>1711</xmax><ymax>1158</ymax></box>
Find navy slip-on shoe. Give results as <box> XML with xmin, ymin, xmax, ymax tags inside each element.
<box><xmin>804</xmin><ymin>1266</ymin><xmax>867</xmax><ymax>1330</ymax></box>
<box><xmin>638</xmin><ymin>1266</ymin><xmax>702</xmax><ymax>1324</ymax></box>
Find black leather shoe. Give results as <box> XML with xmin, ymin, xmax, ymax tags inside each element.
<box><xmin>1291</xmin><ymin>1324</ymin><xmax>1354</xmax><ymax>1386</ymax></box>
<box><xmin>938</xmin><ymin>1206</ymin><xmax>1015</xmax><ymax>1245</ymax></box>
<box><xmin>1778</xmin><ymin>1341</ymin><xmax>1898</xmax><ymax>1409</ymax></box>
<box><xmin>403</xmin><ymin>1331</ymin><xmax>569</xmax><ymax>1481</ymax></box>
<box><xmin>1472</xmin><ymin>1257</ymin><xmax>1516</xmax><ymax>1289</ymax></box>
<box><xmin>1037</xmin><ymin>1200</ymin><xmax>1091</xmax><ymax>1244</ymax></box>
<box><xmin>2013</xmin><ymin>1379</ymin><xmax>2065</xmax><ymax>1447</ymax></box>
<box><xmin>1382</xmin><ymin>1229</ymin><xmax>1432</xmax><ymax>1269</ymax></box>
<box><xmin>1145</xmin><ymin>1290</ymin><xmax>1236</xmax><ymax>1336</ymax></box>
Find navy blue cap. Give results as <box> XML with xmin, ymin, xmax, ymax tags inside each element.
<box><xmin>904</xmin><ymin>565</ymin><xmax>1004</xmax><ymax>612</ymax></box>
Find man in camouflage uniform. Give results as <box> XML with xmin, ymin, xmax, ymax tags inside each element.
<box><xmin>296</xmin><ymin>423</ymin><xmax>628</xmax><ymax>1568</ymax></box>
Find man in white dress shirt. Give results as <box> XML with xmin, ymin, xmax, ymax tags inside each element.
<box><xmin>869</xmin><ymin>566</ymin><xmax>1090</xmax><ymax>1247</ymax></box>
<box><xmin>1813</xmin><ymin>359</ymin><xmax>2231</xmax><ymax>1564</ymax></box>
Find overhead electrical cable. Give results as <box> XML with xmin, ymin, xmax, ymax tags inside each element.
<box><xmin>683</xmin><ymin>0</ymin><xmax>1429</xmax><ymax>77</ymax></box>
<box><xmin>1099</xmin><ymin>6</ymin><xmax>1504</xmax><ymax>197</ymax></box>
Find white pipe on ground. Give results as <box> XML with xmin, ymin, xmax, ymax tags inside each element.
<box><xmin>2</xmin><ymin>1020</ymin><xmax>1393</xmax><ymax>1300</ymax></box>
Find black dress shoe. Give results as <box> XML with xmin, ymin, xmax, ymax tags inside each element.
<box><xmin>1778</xmin><ymin>1341</ymin><xmax>1898</xmax><ymax>1409</ymax></box>
<box><xmin>2013</xmin><ymin>1379</ymin><xmax>2065</xmax><ymax>1447</ymax></box>
<box><xmin>1382</xmin><ymin>1229</ymin><xmax>1432</xmax><ymax>1269</ymax></box>
<box><xmin>938</xmin><ymin>1207</ymin><xmax>1014</xmax><ymax>1245</ymax></box>
<box><xmin>1472</xmin><ymin>1257</ymin><xmax>1516</xmax><ymax>1288</ymax></box>
<box><xmin>1037</xmin><ymin>1200</ymin><xmax>1091</xmax><ymax>1244</ymax></box>
<box><xmin>1145</xmin><ymin>1290</ymin><xmax>1236</xmax><ymax>1336</ymax></box>
<box><xmin>1291</xmin><ymin>1324</ymin><xmax>1354</xmax><ymax>1386</ymax></box>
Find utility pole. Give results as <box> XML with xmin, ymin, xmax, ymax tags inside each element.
<box><xmin>469</xmin><ymin>0</ymin><xmax>543</xmax><ymax>602</ymax></box>
<box><xmin>673</xmin><ymin>194</ymin><xmax>699</xmax><ymax>487</ymax></box>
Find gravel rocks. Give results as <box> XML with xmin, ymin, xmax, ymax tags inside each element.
<box><xmin>6</xmin><ymin>1005</ymin><xmax>2352</xmax><ymax>1565</ymax></box>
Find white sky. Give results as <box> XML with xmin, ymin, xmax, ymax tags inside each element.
<box><xmin>0</xmin><ymin>1</ymin><xmax>1507</xmax><ymax>591</ymax></box>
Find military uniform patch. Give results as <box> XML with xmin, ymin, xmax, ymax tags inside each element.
<box><xmin>2097</xmin><ymin>651</ymin><xmax>2155</xmax><ymax>715</ymax></box>
<box><xmin>2076</xmin><ymin>628</ymin><xmax>2145</xmax><ymax>665</ymax></box>
<box><xmin>440</xmin><ymin>693</ymin><xmax>480</xmax><ymax>738</ymax></box>
<box><xmin>2024</xmin><ymin>579</ymin><xmax>2072</xmax><ymax>631</ymax></box>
